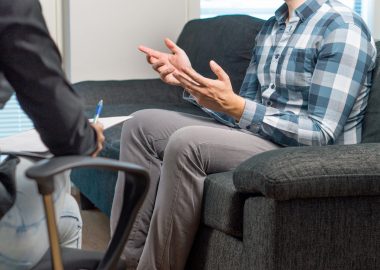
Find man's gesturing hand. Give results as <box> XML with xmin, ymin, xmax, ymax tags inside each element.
<box><xmin>173</xmin><ymin>60</ymin><xmax>246</xmax><ymax>121</ymax></box>
<box><xmin>138</xmin><ymin>38</ymin><xmax>192</xmax><ymax>86</ymax></box>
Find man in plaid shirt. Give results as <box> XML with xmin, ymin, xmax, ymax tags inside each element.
<box><xmin>111</xmin><ymin>0</ymin><xmax>377</xmax><ymax>269</ymax></box>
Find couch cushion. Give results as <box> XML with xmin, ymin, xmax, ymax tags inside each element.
<box><xmin>202</xmin><ymin>171</ymin><xmax>250</xmax><ymax>238</ymax></box>
<box><xmin>177</xmin><ymin>15</ymin><xmax>265</xmax><ymax>93</ymax></box>
<box><xmin>362</xmin><ymin>41</ymin><xmax>380</xmax><ymax>143</ymax></box>
<box><xmin>234</xmin><ymin>143</ymin><xmax>380</xmax><ymax>200</ymax></box>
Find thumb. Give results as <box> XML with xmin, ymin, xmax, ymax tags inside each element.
<box><xmin>210</xmin><ymin>60</ymin><xmax>229</xmax><ymax>81</ymax></box>
<box><xmin>164</xmin><ymin>38</ymin><xmax>180</xmax><ymax>54</ymax></box>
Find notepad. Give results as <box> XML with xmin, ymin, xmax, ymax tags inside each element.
<box><xmin>0</xmin><ymin>116</ymin><xmax>133</xmax><ymax>153</ymax></box>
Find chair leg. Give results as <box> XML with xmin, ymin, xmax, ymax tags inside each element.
<box><xmin>42</xmin><ymin>194</ymin><xmax>63</xmax><ymax>270</ymax></box>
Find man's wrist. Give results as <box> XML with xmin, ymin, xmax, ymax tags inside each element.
<box><xmin>224</xmin><ymin>94</ymin><xmax>246</xmax><ymax>121</ymax></box>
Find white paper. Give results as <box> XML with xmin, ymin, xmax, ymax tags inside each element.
<box><xmin>0</xmin><ymin>116</ymin><xmax>133</xmax><ymax>153</ymax></box>
<box><xmin>89</xmin><ymin>116</ymin><xmax>133</xmax><ymax>129</ymax></box>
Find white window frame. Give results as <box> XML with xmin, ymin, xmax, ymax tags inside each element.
<box><xmin>194</xmin><ymin>0</ymin><xmax>375</xmax><ymax>31</ymax></box>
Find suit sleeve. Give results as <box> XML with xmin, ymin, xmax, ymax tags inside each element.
<box><xmin>0</xmin><ymin>0</ymin><xmax>97</xmax><ymax>155</ymax></box>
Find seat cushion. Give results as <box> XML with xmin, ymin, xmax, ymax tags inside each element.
<box><xmin>202</xmin><ymin>171</ymin><xmax>250</xmax><ymax>238</ymax></box>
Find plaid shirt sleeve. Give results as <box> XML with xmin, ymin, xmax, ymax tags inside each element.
<box><xmin>238</xmin><ymin>23</ymin><xmax>376</xmax><ymax>146</ymax></box>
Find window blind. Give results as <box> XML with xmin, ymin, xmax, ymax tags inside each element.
<box><xmin>0</xmin><ymin>95</ymin><xmax>33</xmax><ymax>138</ymax></box>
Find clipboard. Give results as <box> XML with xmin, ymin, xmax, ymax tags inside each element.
<box><xmin>0</xmin><ymin>116</ymin><xmax>132</xmax><ymax>153</ymax></box>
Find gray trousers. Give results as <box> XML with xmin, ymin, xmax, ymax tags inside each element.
<box><xmin>110</xmin><ymin>109</ymin><xmax>279</xmax><ymax>270</ymax></box>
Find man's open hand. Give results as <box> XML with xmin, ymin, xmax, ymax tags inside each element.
<box><xmin>138</xmin><ymin>38</ymin><xmax>192</xmax><ymax>86</ymax></box>
<box><xmin>173</xmin><ymin>60</ymin><xmax>245</xmax><ymax>121</ymax></box>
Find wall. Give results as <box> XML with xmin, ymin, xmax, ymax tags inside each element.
<box><xmin>64</xmin><ymin>0</ymin><xmax>379</xmax><ymax>83</ymax></box>
<box><xmin>39</xmin><ymin>0</ymin><xmax>63</xmax><ymax>52</ymax></box>
<box><xmin>66</xmin><ymin>0</ymin><xmax>191</xmax><ymax>83</ymax></box>
<box><xmin>371</xmin><ymin>0</ymin><xmax>380</xmax><ymax>40</ymax></box>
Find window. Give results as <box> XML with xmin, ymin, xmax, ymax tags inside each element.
<box><xmin>0</xmin><ymin>95</ymin><xmax>34</xmax><ymax>138</ymax></box>
<box><xmin>201</xmin><ymin>0</ymin><xmax>366</xmax><ymax>21</ymax></box>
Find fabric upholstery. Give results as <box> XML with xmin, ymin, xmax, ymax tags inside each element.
<box><xmin>186</xmin><ymin>225</ymin><xmax>243</xmax><ymax>270</ymax></box>
<box><xmin>362</xmin><ymin>41</ymin><xmax>380</xmax><ymax>143</ymax></box>
<box><xmin>202</xmin><ymin>171</ymin><xmax>249</xmax><ymax>238</ymax></box>
<box><xmin>73</xmin><ymin>79</ymin><xmax>185</xmax><ymax>110</ymax></box>
<box><xmin>243</xmin><ymin>196</ymin><xmax>380</xmax><ymax>270</ymax></box>
<box><xmin>234</xmin><ymin>143</ymin><xmax>380</xmax><ymax>200</ymax></box>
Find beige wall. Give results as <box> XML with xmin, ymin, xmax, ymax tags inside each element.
<box><xmin>60</xmin><ymin>0</ymin><xmax>380</xmax><ymax>83</ymax></box>
<box><xmin>372</xmin><ymin>0</ymin><xmax>380</xmax><ymax>40</ymax></box>
<box><xmin>66</xmin><ymin>0</ymin><xmax>191</xmax><ymax>83</ymax></box>
<box><xmin>364</xmin><ymin>0</ymin><xmax>379</xmax><ymax>40</ymax></box>
<box><xmin>39</xmin><ymin>0</ymin><xmax>63</xmax><ymax>52</ymax></box>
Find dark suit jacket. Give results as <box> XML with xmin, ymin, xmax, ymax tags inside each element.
<box><xmin>0</xmin><ymin>0</ymin><xmax>96</xmax><ymax>156</ymax></box>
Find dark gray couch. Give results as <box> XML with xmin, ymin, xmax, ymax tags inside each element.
<box><xmin>72</xmin><ymin>15</ymin><xmax>380</xmax><ymax>269</ymax></box>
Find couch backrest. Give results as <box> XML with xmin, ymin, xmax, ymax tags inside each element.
<box><xmin>176</xmin><ymin>15</ymin><xmax>265</xmax><ymax>93</ymax></box>
<box><xmin>362</xmin><ymin>41</ymin><xmax>380</xmax><ymax>143</ymax></box>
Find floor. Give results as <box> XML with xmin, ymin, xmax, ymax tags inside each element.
<box><xmin>72</xmin><ymin>187</ymin><xmax>111</xmax><ymax>252</ymax></box>
<box><xmin>81</xmin><ymin>209</ymin><xmax>111</xmax><ymax>251</ymax></box>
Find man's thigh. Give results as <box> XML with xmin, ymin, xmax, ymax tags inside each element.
<box><xmin>166</xmin><ymin>125</ymin><xmax>280</xmax><ymax>174</ymax></box>
<box><xmin>126</xmin><ymin>109</ymin><xmax>229</xmax><ymax>159</ymax></box>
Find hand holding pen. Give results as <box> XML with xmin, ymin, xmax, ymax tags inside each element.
<box><xmin>90</xmin><ymin>99</ymin><xmax>105</xmax><ymax>157</ymax></box>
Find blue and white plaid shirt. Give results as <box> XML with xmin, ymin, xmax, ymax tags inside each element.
<box><xmin>192</xmin><ymin>0</ymin><xmax>377</xmax><ymax>146</ymax></box>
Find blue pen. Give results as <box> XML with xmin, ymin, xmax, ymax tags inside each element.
<box><xmin>93</xmin><ymin>99</ymin><xmax>103</xmax><ymax>123</ymax></box>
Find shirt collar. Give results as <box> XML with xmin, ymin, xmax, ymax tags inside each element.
<box><xmin>274</xmin><ymin>3</ymin><xmax>289</xmax><ymax>24</ymax></box>
<box><xmin>275</xmin><ymin>0</ymin><xmax>327</xmax><ymax>23</ymax></box>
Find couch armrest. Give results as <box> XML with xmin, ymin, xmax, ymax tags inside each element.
<box><xmin>73</xmin><ymin>79</ymin><xmax>186</xmax><ymax>108</ymax></box>
<box><xmin>233</xmin><ymin>143</ymin><xmax>380</xmax><ymax>200</ymax></box>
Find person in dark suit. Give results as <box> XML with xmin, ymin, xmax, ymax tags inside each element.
<box><xmin>0</xmin><ymin>0</ymin><xmax>105</xmax><ymax>269</ymax></box>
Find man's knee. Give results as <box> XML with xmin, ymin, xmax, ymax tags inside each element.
<box><xmin>165</xmin><ymin>127</ymin><xmax>200</xmax><ymax>160</ymax></box>
<box><xmin>122</xmin><ymin>109</ymin><xmax>169</xmax><ymax>142</ymax></box>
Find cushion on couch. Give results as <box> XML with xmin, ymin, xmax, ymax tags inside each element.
<box><xmin>233</xmin><ymin>143</ymin><xmax>380</xmax><ymax>200</ymax></box>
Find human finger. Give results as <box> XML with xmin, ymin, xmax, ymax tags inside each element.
<box><xmin>173</xmin><ymin>72</ymin><xmax>204</xmax><ymax>94</ymax></box>
<box><xmin>164</xmin><ymin>38</ymin><xmax>182</xmax><ymax>54</ymax></box>
<box><xmin>209</xmin><ymin>60</ymin><xmax>229</xmax><ymax>81</ymax></box>
<box><xmin>152</xmin><ymin>60</ymin><xmax>167</xmax><ymax>71</ymax></box>
<box><xmin>138</xmin><ymin>45</ymin><xmax>161</xmax><ymax>59</ymax></box>
<box><xmin>161</xmin><ymin>67</ymin><xmax>175</xmax><ymax>78</ymax></box>
<box><xmin>183</xmin><ymin>67</ymin><xmax>209</xmax><ymax>87</ymax></box>
<box><xmin>146</xmin><ymin>55</ymin><xmax>158</xmax><ymax>65</ymax></box>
